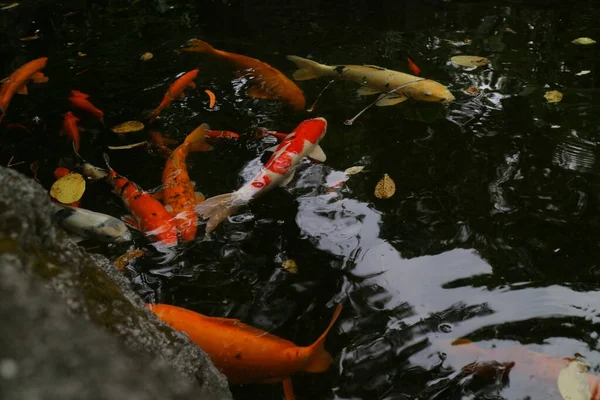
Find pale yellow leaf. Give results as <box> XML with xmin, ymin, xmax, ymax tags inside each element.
<box><xmin>558</xmin><ymin>359</ymin><xmax>591</xmax><ymax>400</ymax></box>
<box><xmin>374</xmin><ymin>173</ymin><xmax>396</xmax><ymax>199</ymax></box>
<box><xmin>344</xmin><ymin>166</ymin><xmax>365</xmax><ymax>175</ymax></box>
<box><xmin>576</xmin><ymin>70</ymin><xmax>591</xmax><ymax>76</ymax></box>
<box><xmin>1</xmin><ymin>2</ymin><xmax>19</xmax><ymax>10</ymax></box>
<box><xmin>108</xmin><ymin>141</ymin><xmax>148</xmax><ymax>150</ymax></box>
<box><xmin>111</xmin><ymin>121</ymin><xmax>145</xmax><ymax>134</ymax></box>
<box><xmin>450</xmin><ymin>55</ymin><xmax>489</xmax><ymax>67</ymax></box>
<box><xmin>50</xmin><ymin>173</ymin><xmax>86</xmax><ymax>204</ymax></box>
<box><xmin>19</xmin><ymin>35</ymin><xmax>39</xmax><ymax>41</ymax></box>
<box><xmin>282</xmin><ymin>259</ymin><xmax>298</xmax><ymax>274</ymax></box>
<box><xmin>572</xmin><ymin>37</ymin><xmax>596</xmax><ymax>45</ymax></box>
<box><xmin>78</xmin><ymin>52</ymin><xmax>87</xmax><ymax>57</ymax></box>
<box><xmin>140</xmin><ymin>52</ymin><xmax>153</xmax><ymax>61</ymax></box>
<box><xmin>544</xmin><ymin>90</ymin><xmax>563</xmax><ymax>103</ymax></box>
<box><xmin>466</xmin><ymin>87</ymin><xmax>481</xmax><ymax>95</ymax></box>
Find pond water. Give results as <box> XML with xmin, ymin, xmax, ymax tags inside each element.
<box><xmin>3</xmin><ymin>0</ymin><xmax>600</xmax><ymax>398</ymax></box>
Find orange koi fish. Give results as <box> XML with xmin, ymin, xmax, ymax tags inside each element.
<box><xmin>147</xmin><ymin>303</ymin><xmax>342</xmax><ymax>399</ymax></box>
<box><xmin>68</xmin><ymin>90</ymin><xmax>104</xmax><ymax>124</ymax></box>
<box><xmin>148</xmin><ymin>69</ymin><xmax>199</xmax><ymax>121</ymax></box>
<box><xmin>0</xmin><ymin>57</ymin><xmax>49</xmax><ymax>122</ymax></box>
<box><xmin>180</xmin><ymin>39</ymin><xmax>305</xmax><ymax>111</ymax></box>
<box><xmin>54</xmin><ymin>167</ymin><xmax>71</xmax><ymax>180</ymax></box>
<box><xmin>61</xmin><ymin>111</ymin><xmax>81</xmax><ymax>151</ymax></box>
<box><xmin>406</xmin><ymin>57</ymin><xmax>421</xmax><ymax>75</ymax></box>
<box><xmin>206</xmin><ymin>130</ymin><xmax>240</xmax><ymax>141</ymax></box>
<box><xmin>103</xmin><ymin>154</ymin><xmax>179</xmax><ymax>246</ymax></box>
<box><xmin>162</xmin><ymin>124</ymin><xmax>213</xmax><ymax>241</ymax></box>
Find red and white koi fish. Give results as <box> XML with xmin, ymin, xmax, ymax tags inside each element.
<box><xmin>0</xmin><ymin>57</ymin><xmax>49</xmax><ymax>122</ymax></box>
<box><xmin>148</xmin><ymin>69</ymin><xmax>199</xmax><ymax>121</ymax></box>
<box><xmin>103</xmin><ymin>154</ymin><xmax>179</xmax><ymax>246</ymax></box>
<box><xmin>196</xmin><ymin>117</ymin><xmax>328</xmax><ymax>233</ymax></box>
<box><xmin>61</xmin><ymin>111</ymin><xmax>81</xmax><ymax>151</ymax></box>
<box><xmin>68</xmin><ymin>90</ymin><xmax>105</xmax><ymax>124</ymax></box>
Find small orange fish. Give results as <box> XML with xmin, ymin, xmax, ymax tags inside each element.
<box><xmin>406</xmin><ymin>57</ymin><xmax>421</xmax><ymax>76</ymax></box>
<box><xmin>0</xmin><ymin>57</ymin><xmax>49</xmax><ymax>122</ymax></box>
<box><xmin>61</xmin><ymin>111</ymin><xmax>81</xmax><ymax>151</ymax></box>
<box><xmin>68</xmin><ymin>90</ymin><xmax>105</xmax><ymax>124</ymax></box>
<box><xmin>206</xmin><ymin>130</ymin><xmax>240</xmax><ymax>141</ymax></box>
<box><xmin>254</xmin><ymin>128</ymin><xmax>288</xmax><ymax>142</ymax></box>
<box><xmin>162</xmin><ymin>124</ymin><xmax>212</xmax><ymax>241</ymax></box>
<box><xmin>54</xmin><ymin>167</ymin><xmax>71</xmax><ymax>180</ymax></box>
<box><xmin>181</xmin><ymin>39</ymin><xmax>305</xmax><ymax>110</ymax></box>
<box><xmin>204</xmin><ymin>89</ymin><xmax>216</xmax><ymax>108</ymax></box>
<box><xmin>147</xmin><ymin>303</ymin><xmax>342</xmax><ymax>399</ymax></box>
<box><xmin>148</xmin><ymin>69</ymin><xmax>199</xmax><ymax>121</ymax></box>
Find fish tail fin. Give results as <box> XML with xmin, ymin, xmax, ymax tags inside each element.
<box><xmin>180</xmin><ymin>39</ymin><xmax>216</xmax><ymax>54</ymax></box>
<box><xmin>102</xmin><ymin>153</ymin><xmax>116</xmax><ymax>175</ymax></box>
<box><xmin>303</xmin><ymin>304</ymin><xmax>343</xmax><ymax>373</ymax></box>
<box><xmin>286</xmin><ymin>55</ymin><xmax>328</xmax><ymax>81</ymax></box>
<box><xmin>184</xmin><ymin>123</ymin><xmax>213</xmax><ymax>152</ymax></box>
<box><xmin>195</xmin><ymin>192</ymin><xmax>240</xmax><ymax>234</ymax></box>
<box><xmin>147</xmin><ymin>106</ymin><xmax>162</xmax><ymax>121</ymax></box>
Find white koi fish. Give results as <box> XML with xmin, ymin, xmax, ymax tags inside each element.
<box><xmin>55</xmin><ymin>205</ymin><xmax>131</xmax><ymax>243</ymax></box>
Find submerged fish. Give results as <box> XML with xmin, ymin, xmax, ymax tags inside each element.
<box><xmin>196</xmin><ymin>117</ymin><xmax>328</xmax><ymax>234</ymax></box>
<box><xmin>68</xmin><ymin>90</ymin><xmax>104</xmax><ymax>124</ymax></box>
<box><xmin>61</xmin><ymin>111</ymin><xmax>81</xmax><ymax>151</ymax></box>
<box><xmin>148</xmin><ymin>69</ymin><xmax>199</xmax><ymax>121</ymax></box>
<box><xmin>54</xmin><ymin>204</ymin><xmax>131</xmax><ymax>243</ymax></box>
<box><xmin>147</xmin><ymin>303</ymin><xmax>342</xmax><ymax>399</ymax></box>
<box><xmin>286</xmin><ymin>55</ymin><xmax>454</xmax><ymax>106</ymax></box>
<box><xmin>180</xmin><ymin>39</ymin><xmax>305</xmax><ymax>110</ymax></box>
<box><xmin>0</xmin><ymin>57</ymin><xmax>49</xmax><ymax>121</ymax></box>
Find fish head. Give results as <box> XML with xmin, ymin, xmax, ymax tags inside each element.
<box><xmin>403</xmin><ymin>80</ymin><xmax>455</xmax><ymax>103</ymax></box>
<box><xmin>294</xmin><ymin>117</ymin><xmax>327</xmax><ymax>145</ymax></box>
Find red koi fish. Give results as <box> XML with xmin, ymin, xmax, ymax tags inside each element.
<box><xmin>206</xmin><ymin>130</ymin><xmax>240</xmax><ymax>141</ymax></box>
<box><xmin>162</xmin><ymin>124</ymin><xmax>213</xmax><ymax>241</ymax></box>
<box><xmin>180</xmin><ymin>39</ymin><xmax>305</xmax><ymax>111</ymax></box>
<box><xmin>147</xmin><ymin>303</ymin><xmax>342</xmax><ymax>399</ymax></box>
<box><xmin>196</xmin><ymin>117</ymin><xmax>328</xmax><ymax>233</ymax></box>
<box><xmin>148</xmin><ymin>69</ymin><xmax>199</xmax><ymax>121</ymax></box>
<box><xmin>61</xmin><ymin>111</ymin><xmax>81</xmax><ymax>151</ymax></box>
<box><xmin>68</xmin><ymin>90</ymin><xmax>104</xmax><ymax>124</ymax></box>
<box><xmin>406</xmin><ymin>57</ymin><xmax>421</xmax><ymax>75</ymax></box>
<box><xmin>103</xmin><ymin>154</ymin><xmax>178</xmax><ymax>246</ymax></box>
<box><xmin>0</xmin><ymin>57</ymin><xmax>49</xmax><ymax>122</ymax></box>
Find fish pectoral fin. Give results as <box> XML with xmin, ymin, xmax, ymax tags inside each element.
<box><xmin>195</xmin><ymin>192</ymin><xmax>205</xmax><ymax>204</ymax></box>
<box><xmin>151</xmin><ymin>190</ymin><xmax>164</xmax><ymax>202</ymax></box>
<box><xmin>31</xmin><ymin>72</ymin><xmax>49</xmax><ymax>83</ymax></box>
<box><xmin>280</xmin><ymin>171</ymin><xmax>296</xmax><ymax>187</ymax></box>
<box><xmin>16</xmin><ymin>85</ymin><xmax>28</xmax><ymax>95</ymax></box>
<box><xmin>282</xmin><ymin>378</ymin><xmax>296</xmax><ymax>400</ymax></box>
<box><xmin>121</xmin><ymin>215</ymin><xmax>139</xmax><ymax>229</ymax></box>
<box><xmin>375</xmin><ymin>94</ymin><xmax>408</xmax><ymax>107</ymax></box>
<box><xmin>307</xmin><ymin>145</ymin><xmax>327</xmax><ymax>162</ymax></box>
<box><xmin>246</xmin><ymin>86</ymin><xmax>271</xmax><ymax>99</ymax></box>
<box><xmin>363</xmin><ymin>64</ymin><xmax>387</xmax><ymax>70</ymax></box>
<box><xmin>187</xmin><ymin>81</ymin><xmax>196</xmax><ymax>89</ymax></box>
<box><xmin>178</xmin><ymin>92</ymin><xmax>186</xmax><ymax>99</ymax></box>
<box><xmin>69</xmin><ymin>233</ymin><xmax>87</xmax><ymax>243</ymax></box>
<box><xmin>356</xmin><ymin>86</ymin><xmax>381</xmax><ymax>96</ymax></box>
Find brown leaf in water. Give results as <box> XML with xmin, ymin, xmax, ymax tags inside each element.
<box><xmin>113</xmin><ymin>249</ymin><xmax>145</xmax><ymax>271</ymax></box>
<box><xmin>107</xmin><ymin>141</ymin><xmax>148</xmax><ymax>150</ymax></box>
<box><xmin>374</xmin><ymin>174</ymin><xmax>396</xmax><ymax>199</ymax></box>
<box><xmin>451</xmin><ymin>55</ymin><xmax>489</xmax><ymax>68</ymax></box>
<box><xmin>78</xmin><ymin>51</ymin><xmax>87</xmax><ymax>57</ymax></box>
<box><xmin>19</xmin><ymin>35</ymin><xmax>39</xmax><ymax>41</ymax></box>
<box><xmin>466</xmin><ymin>87</ymin><xmax>481</xmax><ymax>95</ymax></box>
<box><xmin>140</xmin><ymin>52</ymin><xmax>153</xmax><ymax>61</ymax></box>
<box><xmin>1</xmin><ymin>3</ymin><xmax>19</xmax><ymax>10</ymax></box>
<box><xmin>544</xmin><ymin>90</ymin><xmax>563</xmax><ymax>103</ymax></box>
<box><xmin>282</xmin><ymin>259</ymin><xmax>298</xmax><ymax>274</ymax></box>
<box><xmin>344</xmin><ymin>166</ymin><xmax>365</xmax><ymax>175</ymax></box>
<box><xmin>111</xmin><ymin>120</ymin><xmax>145</xmax><ymax>134</ymax></box>
<box><xmin>50</xmin><ymin>172</ymin><xmax>86</xmax><ymax>204</ymax></box>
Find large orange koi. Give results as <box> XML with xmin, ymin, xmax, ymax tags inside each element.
<box><xmin>61</xmin><ymin>111</ymin><xmax>81</xmax><ymax>151</ymax></box>
<box><xmin>148</xmin><ymin>69</ymin><xmax>199</xmax><ymax>121</ymax></box>
<box><xmin>180</xmin><ymin>39</ymin><xmax>305</xmax><ymax>111</ymax></box>
<box><xmin>68</xmin><ymin>90</ymin><xmax>104</xmax><ymax>124</ymax></box>
<box><xmin>0</xmin><ymin>57</ymin><xmax>49</xmax><ymax>122</ymax></box>
<box><xmin>147</xmin><ymin>303</ymin><xmax>342</xmax><ymax>399</ymax></box>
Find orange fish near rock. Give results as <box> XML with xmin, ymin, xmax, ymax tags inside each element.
<box><xmin>180</xmin><ymin>39</ymin><xmax>305</xmax><ymax>111</ymax></box>
<box><xmin>0</xmin><ymin>57</ymin><xmax>49</xmax><ymax>122</ymax></box>
<box><xmin>148</xmin><ymin>69</ymin><xmax>199</xmax><ymax>121</ymax></box>
<box><xmin>68</xmin><ymin>90</ymin><xmax>104</xmax><ymax>124</ymax></box>
<box><xmin>147</xmin><ymin>303</ymin><xmax>342</xmax><ymax>399</ymax></box>
<box><xmin>61</xmin><ymin>111</ymin><xmax>81</xmax><ymax>151</ymax></box>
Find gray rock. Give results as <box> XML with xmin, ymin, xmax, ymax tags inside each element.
<box><xmin>0</xmin><ymin>167</ymin><xmax>232</xmax><ymax>400</ymax></box>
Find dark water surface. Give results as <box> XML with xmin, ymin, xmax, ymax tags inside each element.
<box><xmin>3</xmin><ymin>0</ymin><xmax>600</xmax><ymax>398</ymax></box>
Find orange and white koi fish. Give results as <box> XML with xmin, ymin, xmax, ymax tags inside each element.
<box><xmin>148</xmin><ymin>69</ymin><xmax>199</xmax><ymax>121</ymax></box>
<box><xmin>103</xmin><ymin>154</ymin><xmax>178</xmax><ymax>246</ymax></box>
<box><xmin>0</xmin><ymin>57</ymin><xmax>49</xmax><ymax>122</ymax></box>
<box><xmin>196</xmin><ymin>117</ymin><xmax>327</xmax><ymax>234</ymax></box>
<box><xmin>68</xmin><ymin>90</ymin><xmax>104</xmax><ymax>124</ymax></box>
<box><xmin>61</xmin><ymin>111</ymin><xmax>81</xmax><ymax>151</ymax></box>
<box><xmin>147</xmin><ymin>303</ymin><xmax>342</xmax><ymax>400</ymax></box>
<box><xmin>180</xmin><ymin>39</ymin><xmax>305</xmax><ymax>111</ymax></box>
<box><xmin>162</xmin><ymin>124</ymin><xmax>212</xmax><ymax>241</ymax></box>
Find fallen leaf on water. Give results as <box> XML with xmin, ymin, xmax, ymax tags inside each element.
<box><xmin>450</xmin><ymin>55</ymin><xmax>489</xmax><ymax>68</ymax></box>
<box><xmin>572</xmin><ymin>37</ymin><xmax>596</xmax><ymax>45</ymax></box>
<box><xmin>140</xmin><ymin>52</ymin><xmax>153</xmax><ymax>61</ymax></box>
<box><xmin>113</xmin><ymin>249</ymin><xmax>145</xmax><ymax>271</ymax></box>
<box><xmin>107</xmin><ymin>141</ymin><xmax>148</xmax><ymax>150</ymax></box>
<box><xmin>50</xmin><ymin>172</ymin><xmax>86</xmax><ymax>204</ymax></box>
<box><xmin>466</xmin><ymin>87</ymin><xmax>481</xmax><ymax>95</ymax></box>
<box><xmin>282</xmin><ymin>259</ymin><xmax>298</xmax><ymax>274</ymax></box>
<box><xmin>505</xmin><ymin>28</ymin><xmax>517</xmax><ymax>34</ymax></box>
<box><xmin>344</xmin><ymin>166</ymin><xmax>365</xmax><ymax>175</ymax></box>
<box><xmin>111</xmin><ymin>120</ymin><xmax>145</xmax><ymax>134</ymax></box>
<box><xmin>19</xmin><ymin>35</ymin><xmax>39</xmax><ymax>41</ymax></box>
<box><xmin>78</xmin><ymin>52</ymin><xmax>87</xmax><ymax>57</ymax></box>
<box><xmin>205</xmin><ymin>89</ymin><xmax>216</xmax><ymax>108</ymax></box>
<box><xmin>1</xmin><ymin>2</ymin><xmax>19</xmax><ymax>10</ymax></box>
<box><xmin>544</xmin><ymin>90</ymin><xmax>563</xmax><ymax>103</ymax></box>
<box><xmin>576</xmin><ymin>70</ymin><xmax>591</xmax><ymax>76</ymax></box>
<box><xmin>374</xmin><ymin>173</ymin><xmax>396</xmax><ymax>199</ymax></box>
<box><xmin>557</xmin><ymin>359</ymin><xmax>590</xmax><ymax>400</ymax></box>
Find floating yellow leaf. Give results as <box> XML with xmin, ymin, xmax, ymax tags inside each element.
<box><xmin>113</xmin><ymin>249</ymin><xmax>145</xmax><ymax>271</ymax></box>
<box><xmin>111</xmin><ymin>120</ymin><xmax>145</xmax><ymax>134</ymax></box>
<box><xmin>451</xmin><ymin>55</ymin><xmax>489</xmax><ymax>67</ymax></box>
<box><xmin>140</xmin><ymin>52</ymin><xmax>153</xmax><ymax>61</ymax></box>
<box><xmin>544</xmin><ymin>90</ymin><xmax>563</xmax><ymax>103</ymax></box>
<box><xmin>78</xmin><ymin>51</ymin><xmax>87</xmax><ymax>57</ymax></box>
<box><xmin>344</xmin><ymin>166</ymin><xmax>365</xmax><ymax>175</ymax></box>
<box><xmin>19</xmin><ymin>35</ymin><xmax>39</xmax><ymax>41</ymax></box>
<box><xmin>575</xmin><ymin>70</ymin><xmax>591</xmax><ymax>76</ymax></box>
<box><xmin>108</xmin><ymin>141</ymin><xmax>148</xmax><ymax>150</ymax></box>
<box><xmin>557</xmin><ymin>359</ymin><xmax>590</xmax><ymax>400</ymax></box>
<box><xmin>1</xmin><ymin>2</ymin><xmax>19</xmax><ymax>10</ymax></box>
<box><xmin>466</xmin><ymin>87</ymin><xmax>481</xmax><ymax>95</ymax></box>
<box><xmin>50</xmin><ymin>172</ymin><xmax>86</xmax><ymax>204</ymax></box>
<box><xmin>572</xmin><ymin>37</ymin><xmax>596</xmax><ymax>45</ymax></box>
<box><xmin>374</xmin><ymin>173</ymin><xmax>396</xmax><ymax>199</ymax></box>
<box><xmin>282</xmin><ymin>259</ymin><xmax>298</xmax><ymax>274</ymax></box>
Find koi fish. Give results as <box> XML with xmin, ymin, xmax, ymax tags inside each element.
<box><xmin>196</xmin><ymin>117</ymin><xmax>328</xmax><ymax>234</ymax></box>
<box><xmin>206</xmin><ymin>130</ymin><xmax>240</xmax><ymax>141</ymax></box>
<box><xmin>180</xmin><ymin>39</ymin><xmax>305</xmax><ymax>111</ymax></box>
<box><xmin>286</xmin><ymin>55</ymin><xmax>455</xmax><ymax>106</ymax></box>
<box><xmin>0</xmin><ymin>57</ymin><xmax>49</xmax><ymax>122</ymax></box>
<box><xmin>103</xmin><ymin>154</ymin><xmax>179</xmax><ymax>246</ymax></box>
<box><xmin>54</xmin><ymin>204</ymin><xmax>131</xmax><ymax>243</ymax></box>
<box><xmin>162</xmin><ymin>124</ymin><xmax>212</xmax><ymax>241</ymax></box>
<box><xmin>148</xmin><ymin>69</ymin><xmax>199</xmax><ymax>121</ymax></box>
<box><xmin>68</xmin><ymin>90</ymin><xmax>104</xmax><ymax>124</ymax></box>
<box><xmin>406</xmin><ymin>57</ymin><xmax>421</xmax><ymax>75</ymax></box>
<box><xmin>61</xmin><ymin>111</ymin><xmax>81</xmax><ymax>151</ymax></box>
<box><xmin>147</xmin><ymin>303</ymin><xmax>342</xmax><ymax>399</ymax></box>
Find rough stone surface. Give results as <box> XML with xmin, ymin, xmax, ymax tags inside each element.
<box><xmin>0</xmin><ymin>167</ymin><xmax>232</xmax><ymax>400</ymax></box>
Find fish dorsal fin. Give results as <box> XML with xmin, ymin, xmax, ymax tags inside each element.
<box><xmin>188</xmin><ymin>81</ymin><xmax>196</xmax><ymax>89</ymax></box>
<box><xmin>210</xmin><ymin>317</ymin><xmax>293</xmax><ymax>342</ymax></box>
<box><xmin>246</xmin><ymin>85</ymin><xmax>271</xmax><ymax>99</ymax></box>
<box><xmin>16</xmin><ymin>85</ymin><xmax>28</xmax><ymax>95</ymax></box>
<box><xmin>363</xmin><ymin>64</ymin><xmax>387</xmax><ymax>71</ymax></box>
<box><xmin>308</xmin><ymin>145</ymin><xmax>326</xmax><ymax>162</ymax></box>
<box><xmin>356</xmin><ymin>86</ymin><xmax>381</xmax><ymax>96</ymax></box>
<box><xmin>280</xmin><ymin>171</ymin><xmax>296</xmax><ymax>187</ymax></box>
<box><xmin>375</xmin><ymin>94</ymin><xmax>408</xmax><ymax>107</ymax></box>
<box><xmin>31</xmin><ymin>72</ymin><xmax>49</xmax><ymax>83</ymax></box>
